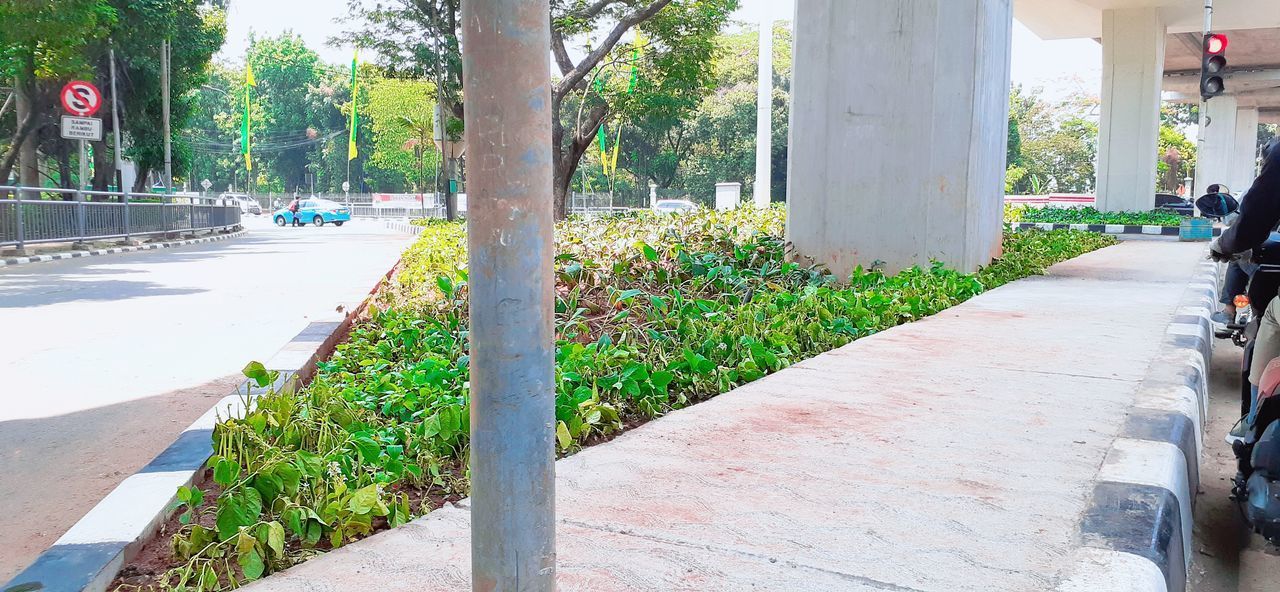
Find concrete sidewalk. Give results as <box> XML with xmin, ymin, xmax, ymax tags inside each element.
<box><xmin>248</xmin><ymin>239</ymin><xmax>1210</xmax><ymax>592</ymax></box>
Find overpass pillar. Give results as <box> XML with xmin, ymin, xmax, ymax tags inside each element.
<box><xmin>786</xmin><ymin>0</ymin><xmax>1012</xmax><ymax>277</ymax></box>
<box><xmin>1232</xmin><ymin>106</ymin><xmax>1261</xmax><ymax>193</ymax></box>
<box><xmin>1096</xmin><ymin>8</ymin><xmax>1165</xmax><ymax>212</ymax></box>
<box><xmin>1195</xmin><ymin>96</ymin><xmax>1239</xmax><ymax>197</ymax></box>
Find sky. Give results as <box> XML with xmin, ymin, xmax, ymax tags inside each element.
<box><xmin>220</xmin><ymin>0</ymin><xmax>1102</xmax><ymax>101</ymax></box>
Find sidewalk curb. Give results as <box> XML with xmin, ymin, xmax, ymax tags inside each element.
<box><xmin>1</xmin><ymin>256</ymin><xmax>403</xmax><ymax>592</ymax></box>
<box><xmin>383</xmin><ymin>219</ymin><xmax>425</xmax><ymax>235</ymax></box>
<box><xmin>1055</xmin><ymin>259</ymin><xmax>1219</xmax><ymax>592</ymax></box>
<box><xmin>1015</xmin><ymin>222</ymin><xmax>1222</xmax><ymax>237</ymax></box>
<box><xmin>0</xmin><ymin>228</ymin><xmax>247</xmax><ymax>268</ymax></box>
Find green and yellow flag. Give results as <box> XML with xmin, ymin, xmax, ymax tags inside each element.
<box><xmin>242</xmin><ymin>62</ymin><xmax>255</xmax><ymax>172</ymax></box>
<box><xmin>348</xmin><ymin>50</ymin><xmax>359</xmax><ymax>161</ymax></box>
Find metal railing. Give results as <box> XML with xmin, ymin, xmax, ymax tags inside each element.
<box><xmin>1</xmin><ymin>186</ymin><xmax>242</xmax><ymax>250</ymax></box>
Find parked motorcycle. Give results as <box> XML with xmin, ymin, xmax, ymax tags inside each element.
<box><xmin>1202</xmin><ymin>192</ymin><xmax>1280</xmax><ymax>543</ymax></box>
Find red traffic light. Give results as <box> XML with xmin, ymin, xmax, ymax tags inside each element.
<box><xmin>1206</xmin><ymin>33</ymin><xmax>1229</xmax><ymax>54</ymax></box>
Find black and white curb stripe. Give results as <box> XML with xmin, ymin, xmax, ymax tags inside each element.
<box><xmin>1014</xmin><ymin>222</ymin><xmax>1222</xmax><ymax>237</ymax></box>
<box><xmin>384</xmin><ymin>219</ymin><xmax>425</xmax><ymax>235</ymax></box>
<box><xmin>0</xmin><ymin>228</ymin><xmax>245</xmax><ymax>268</ymax></box>
<box><xmin>2</xmin><ymin>263</ymin><xmax>397</xmax><ymax>592</ymax></box>
<box><xmin>1055</xmin><ymin>260</ymin><xmax>1219</xmax><ymax>592</ymax></box>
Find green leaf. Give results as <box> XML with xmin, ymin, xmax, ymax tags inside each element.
<box><xmin>650</xmin><ymin>370</ymin><xmax>674</xmax><ymax>390</ymax></box>
<box><xmin>617</xmin><ymin>288</ymin><xmax>645</xmax><ymax>302</ymax></box>
<box><xmin>284</xmin><ymin>508</ymin><xmax>304</xmax><ymax>537</ymax></box>
<box><xmin>556</xmin><ymin>421</ymin><xmax>572</xmax><ymax>451</ymax></box>
<box><xmin>436</xmin><ymin>275</ymin><xmax>454</xmax><ymax>297</ymax></box>
<box><xmin>177</xmin><ymin>485</ymin><xmax>192</xmax><ymax>504</ymax></box>
<box><xmin>352</xmin><ymin>436</ymin><xmax>381</xmax><ymax>464</ymax></box>
<box><xmin>242</xmin><ymin>361</ymin><xmax>271</xmax><ymax>387</ymax></box>
<box><xmin>641</xmin><ymin>242</ymin><xmax>658</xmax><ymax>261</ymax></box>
<box><xmin>240</xmin><ymin>548</ymin><xmax>265</xmax><ymax>580</ymax></box>
<box><xmin>266</xmin><ymin>521</ymin><xmax>286</xmax><ymax>559</ymax></box>
<box><xmin>200</xmin><ymin>564</ymin><xmax>219</xmax><ymax>589</ymax></box>
<box><xmin>305</xmin><ymin>521</ymin><xmax>322</xmax><ymax>546</ymax></box>
<box><xmin>213</xmin><ymin>458</ymin><xmax>241</xmax><ymax>488</ymax></box>
<box><xmin>348</xmin><ymin>484</ymin><xmax>379</xmax><ymax>515</ymax></box>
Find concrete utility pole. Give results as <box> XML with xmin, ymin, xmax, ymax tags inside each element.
<box><xmin>753</xmin><ymin>17</ymin><xmax>773</xmax><ymax>208</ymax></box>
<box><xmin>461</xmin><ymin>0</ymin><xmax>557</xmax><ymax>589</ymax></box>
<box><xmin>161</xmin><ymin>39</ymin><xmax>173</xmax><ymax>192</ymax></box>
<box><xmin>109</xmin><ymin>41</ymin><xmax>125</xmax><ymax>193</ymax></box>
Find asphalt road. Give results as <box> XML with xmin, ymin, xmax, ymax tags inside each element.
<box><xmin>1192</xmin><ymin>335</ymin><xmax>1280</xmax><ymax>591</ymax></box>
<box><xmin>0</xmin><ymin>216</ymin><xmax>414</xmax><ymax>581</ymax></box>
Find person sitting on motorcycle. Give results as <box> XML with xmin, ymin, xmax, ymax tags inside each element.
<box><xmin>1211</xmin><ymin>137</ymin><xmax>1280</xmax><ymax>415</ymax></box>
<box><xmin>1207</xmin><ymin>183</ymin><xmax>1259</xmax><ymax>324</ymax></box>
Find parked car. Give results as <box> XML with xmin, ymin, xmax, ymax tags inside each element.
<box><xmin>273</xmin><ymin>198</ymin><xmax>351</xmax><ymax>227</ymax></box>
<box><xmin>220</xmin><ymin>193</ymin><xmax>261</xmax><ymax>215</ymax></box>
<box><xmin>1154</xmin><ymin>193</ymin><xmax>1194</xmax><ymax>216</ymax></box>
<box><xmin>654</xmin><ymin>199</ymin><xmax>696</xmax><ymax>214</ymax></box>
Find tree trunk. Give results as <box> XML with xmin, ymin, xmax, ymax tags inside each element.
<box><xmin>92</xmin><ymin>139</ymin><xmax>113</xmax><ymax>194</ymax></box>
<box><xmin>133</xmin><ymin>167</ymin><xmax>151</xmax><ymax>193</ymax></box>
<box><xmin>551</xmin><ymin>102</ymin><xmax>608</xmax><ymax>220</ymax></box>
<box><xmin>57</xmin><ymin>142</ymin><xmax>72</xmax><ymax>191</ymax></box>
<box><xmin>14</xmin><ymin>74</ymin><xmax>39</xmax><ymax>195</ymax></box>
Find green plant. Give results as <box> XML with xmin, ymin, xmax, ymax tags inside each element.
<box><xmin>1013</xmin><ymin>206</ymin><xmax>1184</xmax><ymax>227</ymax></box>
<box><xmin>139</xmin><ymin>208</ymin><xmax>1114</xmax><ymax>591</ymax></box>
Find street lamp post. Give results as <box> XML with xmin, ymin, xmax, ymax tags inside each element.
<box><xmin>462</xmin><ymin>1</ymin><xmax>556</xmax><ymax>589</ymax></box>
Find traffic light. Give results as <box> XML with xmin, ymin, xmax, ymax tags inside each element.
<box><xmin>1201</xmin><ymin>33</ymin><xmax>1229</xmax><ymax>100</ymax></box>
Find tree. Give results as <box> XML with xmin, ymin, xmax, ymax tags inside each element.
<box><xmin>244</xmin><ymin>33</ymin><xmax>322</xmax><ymax>192</ymax></box>
<box><xmin>1006</xmin><ymin>86</ymin><xmax>1098</xmax><ymax>194</ymax></box>
<box><xmin>1157</xmin><ymin>122</ymin><xmax>1196</xmax><ymax>193</ymax></box>
<box><xmin>363</xmin><ymin>77</ymin><xmax>437</xmax><ymax>192</ymax></box>
<box><xmin>656</xmin><ymin>24</ymin><xmax>791</xmax><ymax>203</ymax></box>
<box><xmin>0</xmin><ymin>0</ymin><xmax>116</xmax><ymax>189</ymax></box>
<box><xmin>339</xmin><ymin>0</ymin><xmax>738</xmax><ymax>219</ymax></box>
<box><xmin>96</xmin><ymin>0</ymin><xmax>225</xmax><ymax>192</ymax></box>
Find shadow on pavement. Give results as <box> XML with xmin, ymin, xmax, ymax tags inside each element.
<box><xmin>0</xmin><ymin>373</ymin><xmax>243</xmax><ymax>583</ymax></box>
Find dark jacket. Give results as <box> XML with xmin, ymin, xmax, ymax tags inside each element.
<box><xmin>1218</xmin><ymin>138</ymin><xmax>1280</xmax><ymax>254</ymax></box>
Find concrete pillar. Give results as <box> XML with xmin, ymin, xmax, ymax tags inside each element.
<box><xmin>716</xmin><ymin>182</ymin><xmax>742</xmax><ymax>211</ymax></box>
<box><xmin>1233</xmin><ymin>106</ymin><xmax>1261</xmax><ymax>193</ymax></box>
<box><xmin>753</xmin><ymin>18</ymin><xmax>773</xmax><ymax>208</ymax></box>
<box><xmin>1195</xmin><ymin>96</ymin><xmax>1239</xmax><ymax>197</ymax></box>
<box><xmin>1096</xmin><ymin>8</ymin><xmax>1165</xmax><ymax>212</ymax></box>
<box><xmin>787</xmin><ymin>0</ymin><xmax>1011</xmax><ymax>277</ymax></box>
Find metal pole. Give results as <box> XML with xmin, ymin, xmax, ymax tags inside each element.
<box><xmin>77</xmin><ymin>140</ymin><xmax>88</xmax><ymax>241</ymax></box>
<box><xmin>461</xmin><ymin>1</ymin><xmax>556</xmax><ymax>589</ymax></box>
<box><xmin>1195</xmin><ymin>0</ymin><xmax>1214</xmax><ymax>200</ymax></box>
<box><xmin>109</xmin><ymin>41</ymin><xmax>124</xmax><ymax>196</ymax></box>
<box><xmin>161</xmin><ymin>38</ymin><xmax>173</xmax><ymax>192</ymax></box>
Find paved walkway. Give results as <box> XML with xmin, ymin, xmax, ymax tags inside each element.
<box><xmin>248</xmin><ymin>239</ymin><xmax>1208</xmax><ymax>592</ymax></box>
<box><xmin>0</xmin><ymin>217</ymin><xmax>412</xmax><ymax>581</ymax></box>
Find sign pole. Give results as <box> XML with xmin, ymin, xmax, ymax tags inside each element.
<box><xmin>77</xmin><ymin>139</ymin><xmax>88</xmax><ymax>241</ymax></box>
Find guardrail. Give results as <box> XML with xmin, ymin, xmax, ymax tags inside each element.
<box><xmin>0</xmin><ymin>186</ymin><xmax>242</xmax><ymax>250</ymax></box>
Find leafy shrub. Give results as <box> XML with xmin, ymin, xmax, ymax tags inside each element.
<box><xmin>149</xmin><ymin>207</ymin><xmax>1114</xmax><ymax>590</ymax></box>
<box><xmin>1011</xmin><ymin>206</ymin><xmax>1184</xmax><ymax>227</ymax></box>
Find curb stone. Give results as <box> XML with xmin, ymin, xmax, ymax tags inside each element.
<box><xmin>0</xmin><ymin>228</ymin><xmax>247</xmax><ymax>268</ymax></box>
<box><xmin>1054</xmin><ymin>258</ymin><xmax>1220</xmax><ymax>592</ymax></box>
<box><xmin>383</xmin><ymin>219</ymin><xmax>425</xmax><ymax>235</ymax></box>
<box><xmin>1015</xmin><ymin>222</ymin><xmax>1222</xmax><ymax>237</ymax></box>
<box><xmin>1</xmin><ymin>255</ymin><xmax>402</xmax><ymax>592</ymax></box>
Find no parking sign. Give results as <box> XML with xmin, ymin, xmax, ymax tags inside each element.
<box><xmin>60</xmin><ymin>81</ymin><xmax>102</xmax><ymax>117</ymax></box>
